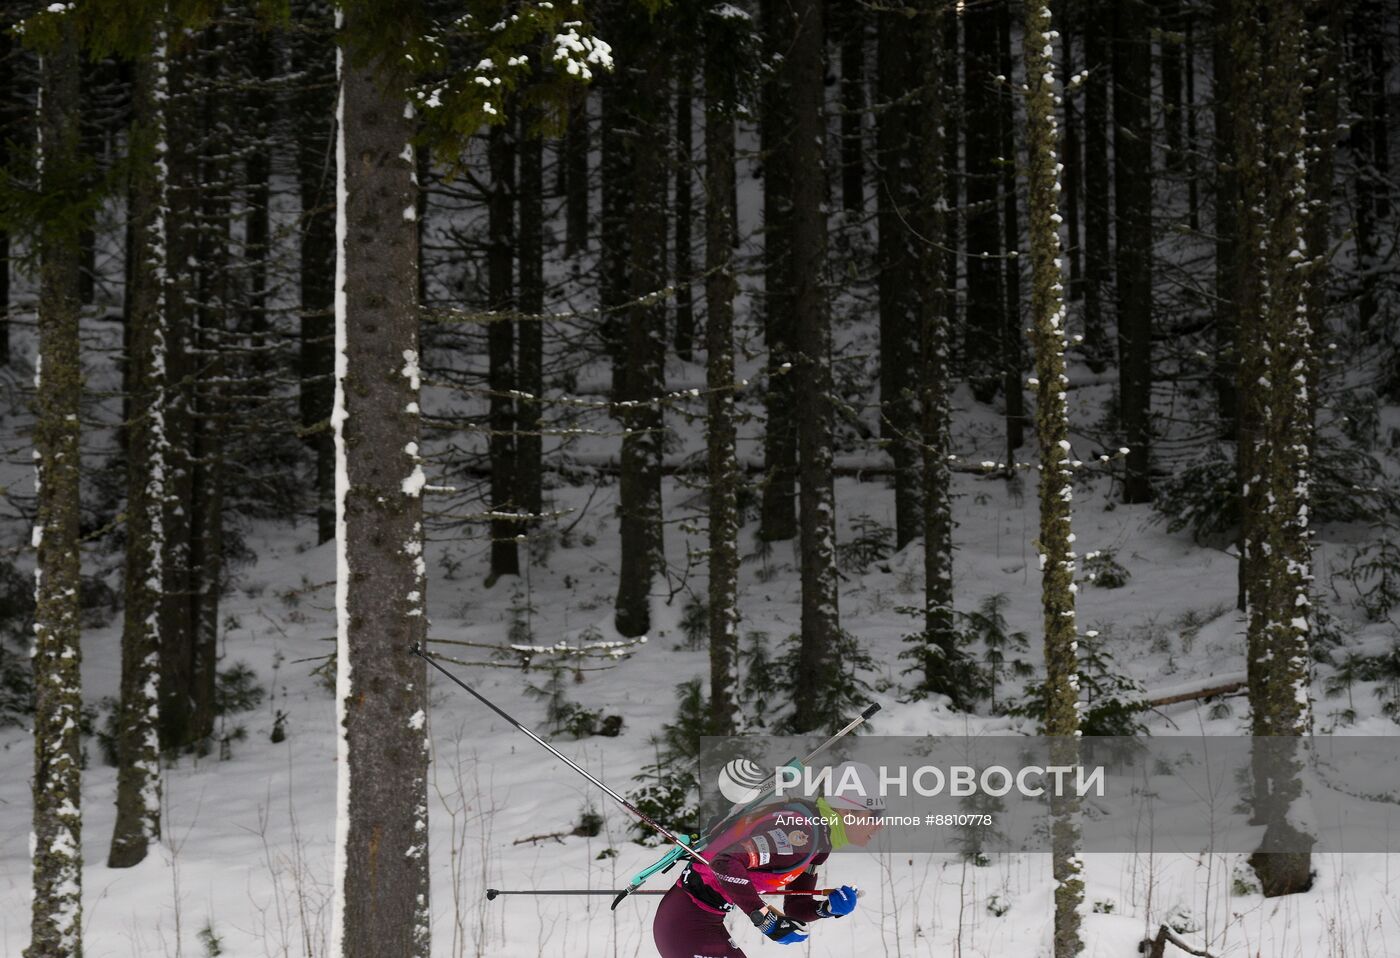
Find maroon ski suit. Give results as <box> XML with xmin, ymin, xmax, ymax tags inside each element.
<box><xmin>652</xmin><ymin>807</ymin><xmax>831</xmax><ymax>958</ymax></box>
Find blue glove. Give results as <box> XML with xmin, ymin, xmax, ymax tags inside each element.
<box><xmin>818</xmin><ymin>885</ymin><xmax>859</xmax><ymax>918</ymax></box>
<box><xmin>750</xmin><ymin>909</ymin><xmax>809</xmax><ymax>945</ymax></box>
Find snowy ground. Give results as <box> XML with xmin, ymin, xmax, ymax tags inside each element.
<box><xmin>2</xmin><ymin>446</ymin><xmax>1398</xmax><ymax>957</ymax></box>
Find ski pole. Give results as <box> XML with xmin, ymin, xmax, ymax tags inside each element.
<box><xmin>486</xmin><ymin>887</ymin><xmax>842</xmax><ymax>900</ymax></box>
<box><xmin>412</xmin><ymin>643</ymin><xmax>712</xmax><ymax>867</ymax></box>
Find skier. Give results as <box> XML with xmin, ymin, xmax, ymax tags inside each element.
<box><xmin>652</xmin><ymin>761</ymin><xmax>885</xmax><ymax>956</ymax></box>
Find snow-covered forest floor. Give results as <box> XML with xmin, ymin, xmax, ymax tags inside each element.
<box><xmin>1</xmin><ymin>364</ymin><xmax>1398</xmax><ymax>955</ymax></box>
<box><xmin>1</xmin><ymin>88</ymin><xmax>1399</xmax><ymax>953</ymax></box>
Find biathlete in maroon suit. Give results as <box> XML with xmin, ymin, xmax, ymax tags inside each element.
<box><xmin>652</xmin><ymin>761</ymin><xmax>885</xmax><ymax>957</ymax></box>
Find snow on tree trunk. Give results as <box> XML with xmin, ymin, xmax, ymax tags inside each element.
<box><xmin>908</xmin><ymin>2</ymin><xmax>957</xmax><ymax>707</ymax></box>
<box><xmin>1023</xmin><ymin>3</ymin><xmax>1085</xmax><ymax>953</ymax></box>
<box><xmin>331</xmin><ymin>7</ymin><xmax>430</xmax><ymax>955</ymax></box>
<box><xmin>189</xmin><ymin>27</ymin><xmax>231</xmax><ymax>746</ymax></box>
<box><xmin>1235</xmin><ymin>0</ymin><xmax>1316</xmax><ymax>899</ymax></box>
<box><xmin>704</xmin><ymin>3</ymin><xmax>744</xmax><ymax>736</ymax></box>
<box><xmin>785</xmin><ymin>0</ymin><xmax>842</xmax><ymax>735</ymax></box>
<box><xmin>110</xmin><ymin>19</ymin><xmax>169</xmax><ymax>869</ymax></box>
<box><xmin>29</xmin><ymin>16</ymin><xmax>84</xmax><ymax>957</ymax></box>
<box><xmin>158</xmin><ymin>33</ymin><xmax>197</xmax><ymax>753</ymax></box>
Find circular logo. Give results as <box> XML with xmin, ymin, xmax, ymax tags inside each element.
<box><xmin>716</xmin><ymin>757</ymin><xmax>769</xmax><ymax>804</ymax></box>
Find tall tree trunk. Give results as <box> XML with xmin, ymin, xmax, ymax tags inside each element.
<box><xmin>615</xmin><ymin>14</ymin><xmax>669</xmax><ymax>638</ymax></box>
<box><xmin>840</xmin><ymin>2</ymin><xmax>865</xmax><ymax>213</ymax></box>
<box><xmin>518</xmin><ymin>116</ymin><xmax>545</xmax><ymax>526</ymax></box>
<box><xmin>1059</xmin><ymin>0</ymin><xmax>1083</xmax><ymax>301</ymax></box>
<box><xmin>244</xmin><ymin>25</ymin><xmax>275</xmax><ymax>399</ymax></box>
<box><xmin>188</xmin><ymin>27</ymin><xmax>229</xmax><ymax>748</ymax></box>
<box><xmin>487</xmin><ymin>121</ymin><xmax>520</xmax><ymax>582</ymax></box>
<box><xmin>158</xmin><ymin>35</ymin><xmax>197</xmax><ymax>753</ymax></box>
<box><xmin>29</xmin><ymin>19</ymin><xmax>84</xmax><ymax>957</ymax></box>
<box><xmin>911</xmin><ymin>0</ymin><xmax>957</xmax><ymax>708</ymax></box>
<box><xmin>1114</xmin><ymin>0</ymin><xmax>1154</xmax><ymax>503</ymax></box>
<box><xmin>759</xmin><ymin>0</ymin><xmax>798</xmax><ymax>542</ymax></box>
<box><xmin>999</xmin><ymin>0</ymin><xmax>1025</xmax><ymax>457</ymax></box>
<box><xmin>964</xmin><ymin>0</ymin><xmax>1004</xmax><ymax>402</ymax></box>
<box><xmin>0</xmin><ymin>31</ymin><xmax>13</xmax><ymax>366</ymax></box>
<box><xmin>1350</xmin><ymin>0</ymin><xmax>1390</xmax><ymax>333</ymax></box>
<box><xmin>943</xmin><ymin>11</ymin><xmax>961</xmax><ymax>367</ymax></box>
<box><xmin>1213</xmin><ymin>0</ymin><xmax>1240</xmax><ymax>446</ymax></box>
<box><xmin>675</xmin><ymin>65</ymin><xmax>695</xmax><ymax>361</ymax></box>
<box><xmin>110</xmin><ymin>21</ymin><xmax>167</xmax><ymax>870</ymax></box>
<box><xmin>1236</xmin><ymin>0</ymin><xmax>1315</xmax><ymax>898</ymax></box>
<box><xmin>1159</xmin><ymin>0</ymin><xmax>1183</xmax><ymax>169</ymax></box>
<box><xmin>876</xmin><ymin>5</ymin><xmax>921</xmax><ymax>549</ymax></box>
<box><xmin>1081</xmin><ymin>0</ymin><xmax>1110</xmax><ymax>370</ymax></box>
<box><xmin>565</xmin><ymin>94</ymin><xmax>589</xmax><ymax>256</ymax></box>
<box><xmin>294</xmin><ymin>0</ymin><xmax>337</xmax><ymax>546</ymax></box>
<box><xmin>1185</xmin><ymin>12</ymin><xmax>1199</xmax><ymax>231</ymax></box>
<box><xmin>785</xmin><ymin>0</ymin><xmax>841</xmax><ymax>734</ymax></box>
<box><xmin>332</xmin><ymin>8</ymin><xmax>431</xmax><ymax>956</ymax></box>
<box><xmin>704</xmin><ymin>5</ymin><xmax>742</xmax><ymax>736</ymax></box>
<box><xmin>1024</xmin><ymin>3</ymin><xmax>1085</xmax><ymax>951</ymax></box>
<box><xmin>599</xmin><ymin>70</ymin><xmax>632</xmax><ymax>402</ymax></box>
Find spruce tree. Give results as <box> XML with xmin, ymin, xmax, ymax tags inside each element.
<box><xmin>1024</xmin><ymin>1</ymin><xmax>1084</xmax><ymax>950</ymax></box>
<box><xmin>110</xmin><ymin>15</ymin><xmax>169</xmax><ymax>869</ymax></box>
<box><xmin>28</xmin><ymin>11</ymin><xmax>85</xmax><ymax>956</ymax></box>
<box><xmin>614</xmin><ymin>5</ymin><xmax>670</xmax><ymax>638</ymax></box>
<box><xmin>1234</xmin><ymin>0</ymin><xmax>1316</xmax><ymax>898</ymax></box>
<box><xmin>783</xmin><ymin>0</ymin><xmax>841</xmax><ymax>734</ymax></box>
<box><xmin>1113</xmin><ymin>0</ymin><xmax>1153</xmax><ymax>503</ymax></box>
<box><xmin>333</xmin><ymin>4</ymin><xmax>431</xmax><ymax>953</ymax></box>
<box><xmin>704</xmin><ymin>1</ymin><xmax>746</xmax><ymax>735</ymax></box>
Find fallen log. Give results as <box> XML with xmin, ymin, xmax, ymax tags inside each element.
<box><xmin>1139</xmin><ymin>924</ymin><xmax>1217</xmax><ymax>958</ymax></box>
<box><xmin>1148</xmin><ymin>680</ymin><xmax>1247</xmax><ymax>708</ymax></box>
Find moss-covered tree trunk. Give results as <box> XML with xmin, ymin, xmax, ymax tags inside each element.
<box><xmin>1024</xmin><ymin>2</ymin><xmax>1084</xmax><ymax>951</ymax></box>
<box><xmin>704</xmin><ymin>4</ymin><xmax>742</xmax><ymax>736</ymax></box>
<box><xmin>1235</xmin><ymin>0</ymin><xmax>1316</xmax><ymax>899</ymax></box>
<box><xmin>28</xmin><ymin>16</ymin><xmax>84</xmax><ymax>958</ymax></box>
<box><xmin>110</xmin><ymin>20</ymin><xmax>167</xmax><ymax>870</ymax></box>
<box><xmin>332</xmin><ymin>6</ymin><xmax>430</xmax><ymax>954</ymax></box>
